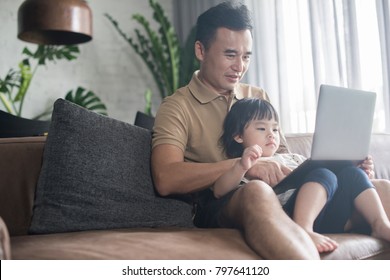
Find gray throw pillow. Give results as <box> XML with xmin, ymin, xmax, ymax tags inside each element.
<box><xmin>29</xmin><ymin>99</ymin><xmax>193</xmax><ymax>234</ymax></box>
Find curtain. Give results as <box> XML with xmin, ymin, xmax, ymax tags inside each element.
<box><xmin>376</xmin><ymin>0</ymin><xmax>390</xmax><ymax>132</ymax></box>
<box><xmin>173</xmin><ymin>0</ymin><xmax>390</xmax><ymax>133</ymax></box>
<box><xmin>173</xmin><ymin>0</ymin><xmax>224</xmax><ymax>43</ymax></box>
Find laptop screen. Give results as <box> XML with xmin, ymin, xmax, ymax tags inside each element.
<box><xmin>310</xmin><ymin>85</ymin><xmax>376</xmax><ymax>161</ymax></box>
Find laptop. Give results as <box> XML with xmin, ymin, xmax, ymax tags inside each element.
<box><xmin>273</xmin><ymin>84</ymin><xmax>377</xmax><ymax>195</ymax></box>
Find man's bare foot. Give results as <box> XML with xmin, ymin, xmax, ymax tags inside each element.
<box><xmin>306</xmin><ymin>231</ymin><xmax>338</xmax><ymax>253</ymax></box>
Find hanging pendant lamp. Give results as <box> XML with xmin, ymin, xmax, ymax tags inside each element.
<box><xmin>17</xmin><ymin>0</ymin><xmax>93</xmax><ymax>45</ymax></box>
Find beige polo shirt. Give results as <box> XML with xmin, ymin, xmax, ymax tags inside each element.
<box><xmin>152</xmin><ymin>71</ymin><xmax>269</xmax><ymax>163</ymax></box>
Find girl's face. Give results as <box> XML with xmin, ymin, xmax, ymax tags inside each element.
<box><xmin>234</xmin><ymin>118</ymin><xmax>280</xmax><ymax>157</ymax></box>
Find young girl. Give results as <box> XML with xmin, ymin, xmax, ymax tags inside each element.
<box><xmin>215</xmin><ymin>98</ymin><xmax>390</xmax><ymax>253</ymax></box>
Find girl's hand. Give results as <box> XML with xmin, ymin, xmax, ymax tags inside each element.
<box><xmin>358</xmin><ymin>155</ymin><xmax>375</xmax><ymax>179</ymax></box>
<box><xmin>240</xmin><ymin>145</ymin><xmax>263</xmax><ymax>171</ymax></box>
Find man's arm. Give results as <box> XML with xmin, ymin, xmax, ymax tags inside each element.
<box><xmin>151</xmin><ymin>144</ymin><xmax>238</xmax><ymax>196</ymax></box>
<box><xmin>152</xmin><ymin>144</ymin><xmax>292</xmax><ymax>196</ymax></box>
<box><xmin>245</xmin><ymin>159</ymin><xmax>292</xmax><ymax>187</ymax></box>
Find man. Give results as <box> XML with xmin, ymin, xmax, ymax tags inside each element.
<box><xmin>151</xmin><ymin>2</ymin><xmax>319</xmax><ymax>259</ymax></box>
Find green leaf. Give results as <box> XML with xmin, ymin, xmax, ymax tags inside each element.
<box><xmin>1</xmin><ymin>44</ymin><xmax>107</xmax><ymax>119</ymax></box>
<box><xmin>0</xmin><ymin>92</ymin><xmax>15</xmax><ymax>114</ymax></box>
<box><xmin>106</xmin><ymin>1</ymin><xmax>199</xmax><ymax>109</ymax></box>
<box><xmin>14</xmin><ymin>59</ymin><xmax>32</xmax><ymax>103</ymax></box>
<box><xmin>28</xmin><ymin>45</ymin><xmax>80</xmax><ymax>65</ymax></box>
<box><xmin>151</xmin><ymin>0</ymin><xmax>180</xmax><ymax>93</ymax></box>
<box><xmin>65</xmin><ymin>87</ymin><xmax>108</xmax><ymax>115</ymax></box>
<box><xmin>105</xmin><ymin>0</ymin><xmax>182</xmax><ymax>100</ymax></box>
<box><xmin>0</xmin><ymin>69</ymin><xmax>20</xmax><ymax>94</ymax></box>
<box><xmin>144</xmin><ymin>88</ymin><xmax>152</xmax><ymax>116</ymax></box>
<box><xmin>22</xmin><ymin>47</ymin><xmax>34</xmax><ymax>57</ymax></box>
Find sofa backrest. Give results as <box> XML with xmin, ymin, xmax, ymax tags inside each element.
<box><xmin>285</xmin><ymin>133</ymin><xmax>390</xmax><ymax>180</ymax></box>
<box><xmin>0</xmin><ymin>136</ymin><xmax>46</xmax><ymax>236</ymax></box>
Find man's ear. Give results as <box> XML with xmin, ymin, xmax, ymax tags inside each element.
<box><xmin>234</xmin><ymin>135</ymin><xmax>243</xmax><ymax>143</ymax></box>
<box><xmin>195</xmin><ymin>41</ymin><xmax>205</xmax><ymax>61</ymax></box>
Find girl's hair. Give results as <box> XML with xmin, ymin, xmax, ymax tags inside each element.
<box><xmin>220</xmin><ymin>98</ymin><xmax>279</xmax><ymax>158</ymax></box>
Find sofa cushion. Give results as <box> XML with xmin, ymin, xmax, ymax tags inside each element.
<box><xmin>29</xmin><ymin>99</ymin><xmax>193</xmax><ymax>234</ymax></box>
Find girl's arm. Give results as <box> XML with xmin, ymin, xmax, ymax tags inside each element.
<box><xmin>213</xmin><ymin>145</ymin><xmax>262</xmax><ymax>198</ymax></box>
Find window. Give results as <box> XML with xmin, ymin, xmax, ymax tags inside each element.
<box><xmin>246</xmin><ymin>0</ymin><xmax>389</xmax><ymax>133</ymax></box>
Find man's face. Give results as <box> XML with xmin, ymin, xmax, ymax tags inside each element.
<box><xmin>196</xmin><ymin>27</ymin><xmax>252</xmax><ymax>95</ymax></box>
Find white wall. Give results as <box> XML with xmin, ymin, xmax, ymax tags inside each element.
<box><xmin>0</xmin><ymin>0</ymin><xmax>173</xmax><ymax>123</ymax></box>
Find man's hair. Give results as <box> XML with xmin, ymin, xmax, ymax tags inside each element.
<box><xmin>195</xmin><ymin>2</ymin><xmax>253</xmax><ymax>50</ymax></box>
<box><xmin>220</xmin><ymin>98</ymin><xmax>280</xmax><ymax>158</ymax></box>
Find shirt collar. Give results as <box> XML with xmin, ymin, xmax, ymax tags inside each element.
<box><xmin>188</xmin><ymin>71</ymin><xmax>238</xmax><ymax>104</ymax></box>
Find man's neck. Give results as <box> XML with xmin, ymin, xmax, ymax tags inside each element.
<box><xmin>196</xmin><ymin>71</ymin><xmax>234</xmax><ymax>98</ymax></box>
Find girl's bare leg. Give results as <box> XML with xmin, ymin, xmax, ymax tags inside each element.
<box><xmin>293</xmin><ymin>182</ymin><xmax>339</xmax><ymax>253</ymax></box>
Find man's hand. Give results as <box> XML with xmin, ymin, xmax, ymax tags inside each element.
<box><xmin>358</xmin><ymin>155</ymin><xmax>375</xmax><ymax>179</ymax></box>
<box><xmin>245</xmin><ymin>159</ymin><xmax>292</xmax><ymax>187</ymax></box>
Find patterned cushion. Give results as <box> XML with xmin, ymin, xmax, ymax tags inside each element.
<box><xmin>29</xmin><ymin>99</ymin><xmax>193</xmax><ymax>234</ymax></box>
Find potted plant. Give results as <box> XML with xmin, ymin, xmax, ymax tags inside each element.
<box><xmin>0</xmin><ymin>45</ymin><xmax>108</xmax><ymax>137</ymax></box>
<box><xmin>0</xmin><ymin>45</ymin><xmax>107</xmax><ymax>119</ymax></box>
<box><xmin>105</xmin><ymin>0</ymin><xmax>198</xmax><ymax>127</ymax></box>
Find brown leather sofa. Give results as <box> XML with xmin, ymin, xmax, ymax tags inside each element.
<box><xmin>1</xmin><ymin>133</ymin><xmax>390</xmax><ymax>260</ymax></box>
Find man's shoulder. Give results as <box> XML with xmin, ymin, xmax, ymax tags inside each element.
<box><xmin>156</xmin><ymin>85</ymin><xmax>196</xmax><ymax>124</ymax></box>
<box><xmin>161</xmin><ymin>86</ymin><xmax>192</xmax><ymax>110</ymax></box>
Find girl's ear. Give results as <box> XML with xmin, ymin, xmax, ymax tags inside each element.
<box><xmin>234</xmin><ymin>134</ymin><xmax>243</xmax><ymax>143</ymax></box>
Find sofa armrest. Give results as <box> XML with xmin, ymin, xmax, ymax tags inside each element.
<box><xmin>0</xmin><ymin>136</ymin><xmax>46</xmax><ymax>236</ymax></box>
<box><xmin>0</xmin><ymin>216</ymin><xmax>11</xmax><ymax>259</ymax></box>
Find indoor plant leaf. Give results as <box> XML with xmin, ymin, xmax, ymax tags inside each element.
<box><xmin>105</xmin><ymin>0</ymin><xmax>199</xmax><ymax>115</ymax></box>
<box><xmin>65</xmin><ymin>87</ymin><xmax>108</xmax><ymax>115</ymax></box>
<box><xmin>106</xmin><ymin>0</ymin><xmax>188</xmax><ymax>101</ymax></box>
<box><xmin>1</xmin><ymin>44</ymin><xmax>107</xmax><ymax>120</ymax></box>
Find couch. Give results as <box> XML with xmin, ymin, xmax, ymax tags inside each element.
<box><xmin>1</xmin><ymin>99</ymin><xmax>390</xmax><ymax>260</ymax></box>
